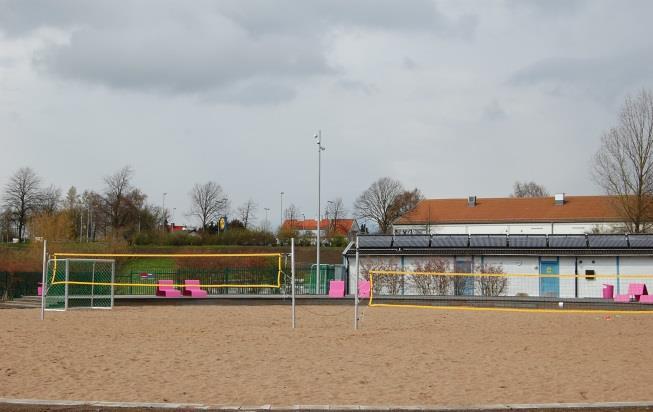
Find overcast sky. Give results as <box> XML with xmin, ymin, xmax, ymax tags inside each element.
<box><xmin>1</xmin><ymin>0</ymin><xmax>653</xmax><ymax>228</ymax></box>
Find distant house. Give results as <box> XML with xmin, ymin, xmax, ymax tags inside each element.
<box><xmin>282</xmin><ymin>218</ymin><xmax>359</xmax><ymax>239</ymax></box>
<box><xmin>393</xmin><ymin>194</ymin><xmax>629</xmax><ymax>235</ymax></box>
<box><xmin>167</xmin><ymin>223</ymin><xmax>188</xmax><ymax>233</ymax></box>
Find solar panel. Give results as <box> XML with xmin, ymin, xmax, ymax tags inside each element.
<box><xmin>548</xmin><ymin>235</ymin><xmax>587</xmax><ymax>248</ymax></box>
<box><xmin>628</xmin><ymin>235</ymin><xmax>653</xmax><ymax>248</ymax></box>
<box><xmin>430</xmin><ymin>235</ymin><xmax>468</xmax><ymax>248</ymax></box>
<box><xmin>393</xmin><ymin>235</ymin><xmax>430</xmax><ymax>248</ymax></box>
<box><xmin>509</xmin><ymin>235</ymin><xmax>547</xmax><ymax>248</ymax></box>
<box><xmin>587</xmin><ymin>235</ymin><xmax>628</xmax><ymax>248</ymax></box>
<box><xmin>357</xmin><ymin>236</ymin><xmax>394</xmax><ymax>248</ymax></box>
<box><xmin>469</xmin><ymin>235</ymin><xmax>508</xmax><ymax>248</ymax></box>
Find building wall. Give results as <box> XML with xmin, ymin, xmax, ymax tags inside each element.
<box><xmin>393</xmin><ymin>222</ymin><xmax>618</xmax><ymax>235</ymax></box>
<box><xmin>346</xmin><ymin>253</ymin><xmax>653</xmax><ymax>299</ymax></box>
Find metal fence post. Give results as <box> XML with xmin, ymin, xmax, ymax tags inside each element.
<box><xmin>40</xmin><ymin>240</ymin><xmax>47</xmax><ymax>320</ymax></box>
<box><xmin>291</xmin><ymin>238</ymin><xmax>296</xmax><ymax>329</ymax></box>
<box><xmin>354</xmin><ymin>236</ymin><xmax>359</xmax><ymax>330</ymax></box>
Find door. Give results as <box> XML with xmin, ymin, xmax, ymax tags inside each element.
<box><xmin>539</xmin><ymin>260</ymin><xmax>560</xmax><ymax>298</ymax></box>
<box><xmin>454</xmin><ymin>258</ymin><xmax>474</xmax><ymax>296</ymax></box>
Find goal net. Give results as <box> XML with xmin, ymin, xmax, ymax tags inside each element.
<box><xmin>45</xmin><ymin>258</ymin><xmax>115</xmax><ymax>310</ymax></box>
<box><xmin>44</xmin><ymin>252</ymin><xmax>284</xmax><ymax>309</ymax></box>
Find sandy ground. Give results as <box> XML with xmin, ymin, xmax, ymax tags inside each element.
<box><xmin>1</xmin><ymin>305</ymin><xmax>653</xmax><ymax>407</ymax></box>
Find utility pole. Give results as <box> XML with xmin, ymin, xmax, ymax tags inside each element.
<box><xmin>315</xmin><ymin>130</ymin><xmax>325</xmax><ymax>293</ymax></box>
<box><xmin>280</xmin><ymin>192</ymin><xmax>285</xmax><ymax>230</ymax></box>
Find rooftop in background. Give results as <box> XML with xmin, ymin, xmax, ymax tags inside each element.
<box><xmin>282</xmin><ymin>219</ymin><xmax>357</xmax><ymax>236</ymax></box>
<box><xmin>395</xmin><ymin>195</ymin><xmax>622</xmax><ymax>225</ymax></box>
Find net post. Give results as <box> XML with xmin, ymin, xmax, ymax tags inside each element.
<box><xmin>354</xmin><ymin>235</ymin><xmax>359</xmax><ymax>330</ymax></box>
<box><xmin>40</xmin><ymin>239</ymin><xmax>47</xmax><ymax>320</ymax></box>
<box><xmin>64</xmin><ymin>259</ymin><xmax>69</xmax><ymax>311</ymax></box>
<box><xmin>291</xmin><ymin>237</ymin><xmax>296</xmax><ymax>329</ymax></box>
<box><xmin>111</xmin><ymin>260</ymin><xmax>115</xmax><ymax>308</ymax></box>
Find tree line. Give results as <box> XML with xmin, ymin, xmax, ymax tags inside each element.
<box><xmin>3</xmin><ymin>89</ymin><xmax>652</xmax><ymax>242</ymax></box>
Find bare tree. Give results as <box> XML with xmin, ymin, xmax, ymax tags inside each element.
<box><xmin>284</xmin><ymin>204</ymin><xmax>301</xmax><ymax>223</ymax></box>
<box><xmin>189</xmin><ymin>181</ymin><xmax>228</xmax><ymax>230</ymax></box>
<box><xmin>237</xmin><ymin>199</ymin><xmax>258</xmax><ymax>229</ymax></box>
<box><xmin>593</xmin><ymin>89</ymin><xmax>653</xmax><ymax>233</ymax></box>
<box><xmin>2</xmin><ymin>167</ymin><xmax>42</xmax><ymax>241</ymax></box>
<box><xmin>475</xmin><ymin>264</ymin><xmax>507</xmax><ymax>297</ymax></box>
<box><xmin>40</xmin><ymin>185</ymin><xmax>62</xmax><ymax>214</ymax></box>
<box><xmin>511</xmin><ymin>181</ymin><xmax>549</xmax><ymax>198</ymax></box>
<box><xmin>325</xmin><ymin>197</ymin><xmax>346</xmax><ymax>235</ymax></box>
<box><xmin>412</xmin><ymin>258</ymin><xmax>451</xmax><ymax>295</ymax></box>
<box><xmin>354</xmin><ymin>177</ymin><xmax>422</xmax><ymax>233</ymax></box>
<box><xmin>103</xmin><ymin>166</ymin><xmax>134</xmax><ymax>231</ymax></box>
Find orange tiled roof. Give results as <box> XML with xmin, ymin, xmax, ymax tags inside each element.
<box><xmin>282</xmin><ymin>219</ymin><xmax>355</xmax><ymax>236</ymax></box>
<box><xmin>395</xmin><ymin>196</ymin><xmax>623</xmax><ymax>225</ymax></box>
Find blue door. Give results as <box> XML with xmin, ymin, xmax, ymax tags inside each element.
<box><xmin>540</xmin><ymin>260</ymin><xmax>560</xmax><ymax>297</ymax></box>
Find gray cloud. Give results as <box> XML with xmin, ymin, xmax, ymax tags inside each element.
<box><xmin>510</xmin><ymin>49</ymin><xmax>653</xmax><ymax>104</ymax></box>
<box><xmin>2</xmin><ymin>0</ymin><xmax>476</xmax><ymax>105</ymax></box>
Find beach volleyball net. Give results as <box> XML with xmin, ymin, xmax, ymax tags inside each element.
<box><xmin>44</xmin><ymin>252</ymin><xmax>284</xmax><ymax>310</ymax></box>
<box><xmin>367</xmin><ymin>269</ymin><xmax>653</xmax><ymax>313</ymax></box>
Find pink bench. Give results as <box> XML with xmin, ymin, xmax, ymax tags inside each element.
<box><xmin>328</xmin><ymin>280</ymin><xmax>345</xmax><ymax>298</ymax></box>
<box><xmin>614</xmin><ymin>283</ymin><xmax>649</xmax><ymax>303</ymax></box>
<box><xmin>358</xmin><ymin>280</ymin><xmax>370</xmax><ymax>298</ymax></box>
<box><xmin>156</xmin><ymin>280</ymin><xmax>182</xmax><ymax>297</ymax></box>
<box><xmin>37</xmin><ymin>282</ymin><xmax>43</xmax><ymax>297</ymax></box>
<box><xmin>183</xmin><ymin>280</ymin><xmax>208</xmax><ymax>298</ymax></box>
<box><xmin>640</xmin><ymin>295</ymin><xmax>653</xmax><ymax>304</ymax></box>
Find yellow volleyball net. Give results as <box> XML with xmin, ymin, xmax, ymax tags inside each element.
<box><xmin>44</xmin><ymin>252</ymin><xmax>285</xmax><ymax>310</ymax></box>
<box><xmin>368</xmin><ymin>270</ymin><xmax>653</xmax><ymax>314</ymax></box>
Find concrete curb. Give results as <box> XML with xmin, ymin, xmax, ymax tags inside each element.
<box><xmin>2</xmin><ymin>398</ymin><xmax>653</xmax><ymax>411</ymax></box>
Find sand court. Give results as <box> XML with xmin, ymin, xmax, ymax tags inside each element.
<box><xmin>1</xmin><ymin>305</ymin><xmax>653</xmax><ymax>407</ymax></box>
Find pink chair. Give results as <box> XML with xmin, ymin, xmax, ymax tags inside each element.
<box><xmin>37</xmin><ymin>282</ymin><xmax>43</xmax><ymax>297</ymax></box>
<box><xmin>358</xmin><ymin>280</ymin><xmax>370</xmax><ymax>298</ymax></box>
<box><xmin>639</xmin><ymin>295</ymin><xmax>653</xmax><ymax>304</ymax></box>
<box><xmin>156</xmin><ymin>280</ymin><xmax>182</xmax><ymax>297</ymax></box>
<box><xmin>628</xmin><ymin>283</ymin><xmax>648</xmax><ymax>301</ymax></box>
<box><xmin>183</xmin><ymin>280</ymin><xmax>208</xmax><ymax>298</ymax></box>
<box><xmin>614</xmin><ymin>294</ymin><xmax>631</xmax><ymax>303</ymax></box>
<box><xmin>328</xmin><ymin>280</ymin><xmax>345</xmax><ymax>298</ymax></box>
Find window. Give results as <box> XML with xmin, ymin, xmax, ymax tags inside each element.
<box><xmin>585</xmin><ymin>269</ymin><xmax>596</xmax><ymax>280</ymax></box>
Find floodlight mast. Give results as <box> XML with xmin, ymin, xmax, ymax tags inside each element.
<box><xmin>315</xmin><ymin>131</ymin><xmax>325</xmax><ymax>293</ymax></box>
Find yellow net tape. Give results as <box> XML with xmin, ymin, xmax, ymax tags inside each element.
<box><xmin>50</xmin><ymin>252</ymin><xmax>283</xmax><ymax>289</ymax></box>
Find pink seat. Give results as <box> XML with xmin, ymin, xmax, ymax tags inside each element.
<box><xmin>639</xmin><ymin>295</ymin><xmax>653</xmax><ymax>304</ymax></box>
<box><xmin>156</xmin><ymin>280</ymin><xmax>182</xmax><ymax>297</ymax></box>
<box><xmin>328</xmin><ymin>280</ymin><xmax>345</xmax><ymax>298</ymax></box>
<box><xmin>614</xmin><ymin>294</ymin><xmax>631</xmax><ymax>303</ymax></box>
<box><xmin>183</xmin><ymin>280</ymin><xmax>208</xmax><ymax>297</ymax></box>
<box><xmin>37</xmin><ymin>282</ymin><xmax>43</xmax><ymax>297</ymax></box>
<box><xmin>628</xmin><ymin>283</ymin><xmax>648</xmax><ymax>301</ymax></box>
<box><xmin>358</xmin><ymin>280</ymin><xmax>370</xmax><ymax>298</ymax></box>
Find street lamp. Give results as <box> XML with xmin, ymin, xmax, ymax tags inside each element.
<box><xmin>162</xmin><ymin>192</ymin><xmax>168</xmax><ymax>230</ymax></box>
<box><xmin>264</xmin><ymin>207</ymin><xmax>270</xmax><ymax>231</ymax></box>
<box><xmin>315</xmin><ymin>130</ymin><xmax>325</xmax><ymax>293</ymax></box>
<box><xmin>280</xmin><ymin>192</ymin><xmax>285</xmax><ymax>229</ymax></box>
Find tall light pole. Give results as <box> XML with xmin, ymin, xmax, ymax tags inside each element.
<box><xmin>280</xmin><ymin>192</ymin><xmax>284</xmax><ymax>229</ymax></box>
<box><xmin>315</xmin><ymin>130</ymin><xmax>325</xmax><ymax>293</ymax></box>
<box><xmin>162</xmin><ymin>192</ymin><xmax>168</xmax><ymax>230</ymax></box>
<box><xmin>264</xmin><ymin>207</ymin><xmax>270</xmax><ymax>231</ymax></box>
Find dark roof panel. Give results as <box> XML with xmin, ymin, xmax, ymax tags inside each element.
<box><xmin>587</xmin><ymin>235</ymin><xmax>628</xmax><ymax>248</ymax></box>
<box><xmin>430</xmin><ymin>235</ymin><xmax>469</xmax><ymax>248</ymax></box>
<box><xmin>469</xmin><ymin>235</ymin><xmax>508</xmax><ymax>248</ymax></box>
<box><xmin>509</xmin><ymin>235</ymin><xmax>547</xmax><ymax>248</ymax></box>
<box><xmin>628</xmin><ymin>235</ymin><xmax>653</xmax><ymax>248</ymax></box>
<box><xmin>548</xmin><ymin>235</ymin><xmax>587</xmax><ymax>248</ymax></box>
<box><xmin>393</xmin><ymin>236</ymin><xmax>430</xmax><ymax>248</ymax></box>
<box><xmin>358</xmin><ymin>236</ymin><xmax>393</xmax><ymax>248</ymax></box>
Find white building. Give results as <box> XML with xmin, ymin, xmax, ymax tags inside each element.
<box><xmin>342</xmin><ymin>234</ymin><xmax>653</xmax><ymax>300</ymax></box>
<box><xmin>393</xmin><ymin>194</ymin><xmax>626</xmax><ymax>235</ymax></box>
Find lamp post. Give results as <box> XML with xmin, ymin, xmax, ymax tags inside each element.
<box><xmin>280</xmin><ymin>192</ymin><xmax>284</xmax><ymax>229</ymax></box>
<box><xmin>162</xmin><ymin>192</ymin><xmax>167</xmax><ymax>230</ymax></box>
<box><xmin>314</xmin><ymin>130</ymin><xmax>325</xmax><ymax>293</ymax></box>
<box><xmin>264</xmin><ymin>207</ymin><xmax>270</xmax><ymax>231</ymax></box>
<box><xmin>327</xmin><ymin>200</ymin><xmax>334</xmax><ymax>236</ymax></box>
